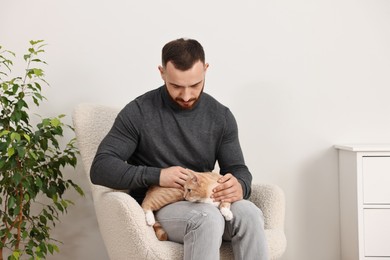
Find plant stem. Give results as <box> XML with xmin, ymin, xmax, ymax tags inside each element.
<box><xmin>22</xmin><ymin>53</ymin><xmax>31</xmax><ymax>86</ymax></box>
<box><xmin>15</xmin><ymin>184</ymin><xmax>24</xmax><ymax>250</ymax></box>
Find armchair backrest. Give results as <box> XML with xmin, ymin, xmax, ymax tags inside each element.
<box><xmin>72</xmin><ymin>103</ymin><xmax>120</xmax><ymax>193</ymax></box>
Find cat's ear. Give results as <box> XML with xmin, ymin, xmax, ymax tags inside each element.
<box><xmin>191</xmin><ymin>174</ymin><xmax>198</xmax><ymax>183</ymax></box>
<box><xmin>186</xmin><ymin>169</ymin><xmax>198</xmax><ymax>183</ymax></box>
<box><xmin>187</xmin><ymin>169</ymin><xmax>195</xmax><ymax>178</ymax></box>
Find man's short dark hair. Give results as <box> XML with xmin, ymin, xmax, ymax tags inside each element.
<box><xmin>162</xmin><ymin>38</ymin><xmax>205</xmax><ymax>71</ymax></box>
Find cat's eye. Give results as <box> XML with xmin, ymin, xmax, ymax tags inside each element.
<box><xmin>187</xmin><ymin>189</ymin><xmax>191</xmax><ymax>193</ymax></box>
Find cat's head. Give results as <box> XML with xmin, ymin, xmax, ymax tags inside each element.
<box><xmin>183</xmin><ymin>170</ymin><xmax>214</xmax><ymax>202</ymax></box>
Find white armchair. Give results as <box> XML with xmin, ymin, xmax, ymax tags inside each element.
<box><xmin>72</xmin><ymin>103</ymin><xmax>286</xmax><ymax>260</ymax></box>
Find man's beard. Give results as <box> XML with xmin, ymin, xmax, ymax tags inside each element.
<box><xmin>167</xmin><ymin>82</ymin><xmax>205</xmax><ymax>110</ymax></box>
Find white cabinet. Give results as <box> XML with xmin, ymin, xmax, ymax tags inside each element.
<box><xmin>336</xmin><ymin>144</ymin><xmax>390</xmax><ymax>260</ymax></box>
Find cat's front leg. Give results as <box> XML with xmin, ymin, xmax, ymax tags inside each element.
<box><xmin>144</xmin><ymin>210</ymin><xmax>156</xmax><ymax>226</ymax></box>
<box><xmin>219</xmin><ymin>202</ymin><xmax>233</xmax><ymax>221</ymax></box>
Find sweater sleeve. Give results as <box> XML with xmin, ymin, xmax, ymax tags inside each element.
<box><xmin>90</xmin><ymin>102</ymin><xmax>161</xmax><ymax>190</ymax></box>
<box><xmin>217</xmin><ymin>109</ymin><xmax>252</xmax><ymax>199</ymax></box>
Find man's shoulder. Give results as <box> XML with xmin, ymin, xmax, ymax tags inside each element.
<box><xmin>202</xmin><ymin>92</ymin><xmax>230</xmax><ymax>116</ymax></box>
<box><xmin>124</xmin><ymin>86</ymin><xmax>162</xmax><ymax>108</ymax></box>
<box><xmin>134</xmin><ymin>86</ymin><xmax>162</xmax><ymax>103</ymax></box>
<box><xmin>119</xmin><ymin>87</ymin><xmax>162</xmax><ymax>119</ymax></box>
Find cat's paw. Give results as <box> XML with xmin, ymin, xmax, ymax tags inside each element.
<box><xmin>145</xmin><ymin>210</ymin><xmax>156</xmax><ymax>226</ymax></box>
<box><xmin>220</xmin><ymin>207</ymin><xmax>233</xmax><ymax>221</ymax></box>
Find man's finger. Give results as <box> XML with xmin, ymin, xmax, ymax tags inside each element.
<box><xmin>218</xmin><ymin>173</ymin><xmax>232</xmax><ymax>183</ymax></box>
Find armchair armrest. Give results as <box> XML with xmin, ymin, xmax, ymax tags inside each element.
<box><xmin>249</xmin><ymin>184</ymin><xmax>285</xmax><ymax>230</ymax></box>
<box><xmin>92</xmin><ymin>190</ymin><xmax>183</xmax><ymax>260</ymax></box>
<box><xmin>249</xmin><ymin>184</ymin><xmax>286</xmax><ymax>259</ymax></box>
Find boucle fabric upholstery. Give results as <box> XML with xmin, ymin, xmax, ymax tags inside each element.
<box><xmin>72</xmin><ymin>103</ymin><xmax>286</xmax><ymax>260</ymax></box>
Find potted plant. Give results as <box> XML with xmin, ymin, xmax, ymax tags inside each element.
<box><xmin>0</xmin><ymin>40</ymin><xmax>84</xmax><ymax>260</ymax></box>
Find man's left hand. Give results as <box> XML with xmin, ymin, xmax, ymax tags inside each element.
<box><xmin>211</xmin><ymin>173</ymin><xmax>243</xmax><ymax>203</ymax></box>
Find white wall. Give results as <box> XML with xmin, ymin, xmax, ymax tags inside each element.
<box><xmin>2</xmin><ymin>0</ymin><xmax>390</xmax><ymax>259</ymax></box>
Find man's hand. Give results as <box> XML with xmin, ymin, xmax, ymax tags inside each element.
<box><xmin>160</xmin><ymin>166</ymin><xmax>190</xmax><ymax>189</ymax></box>
<box><xmin>211</xmin><ymin>173</ymin><xmax>243</xmax><ymax>203</ymax></box>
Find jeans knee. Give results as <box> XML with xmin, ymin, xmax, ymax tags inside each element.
<box><xmin>186</xmin><ymin>206</ymin><xmax>225</xmax><ymax>237</ymax></box>
<box><xmin>231</xmin><ymin>200</ymin><xmax>265</xmax><ymax>229</ymax></box>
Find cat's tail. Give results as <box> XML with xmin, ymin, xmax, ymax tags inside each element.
<box><xmin>153</xmin><ymin>222</ymin><xmax>168</xmax><ymax>241</ymax></box>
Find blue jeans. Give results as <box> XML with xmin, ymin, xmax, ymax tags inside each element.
<box><xmin>155</xmin><ymin>200</ymin><xmax>269</xmax><ymax>260</ymax></box>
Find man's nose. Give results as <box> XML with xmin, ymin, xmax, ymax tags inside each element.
<box><xmin>181</xmin><ymin>88</ymin><xmax>191</xmax><ymax>101</ymax></box>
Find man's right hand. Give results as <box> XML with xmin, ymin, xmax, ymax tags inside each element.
<box><xmin>160</xmin><ymin>166</ymin><xmax>190</xmax><ymax>189</ymax></box>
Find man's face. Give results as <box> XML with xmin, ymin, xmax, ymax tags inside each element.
<box><xmin>159</xmin><ymin>60</ymin><xmax>209</xmax><ymax>110</ymax></box>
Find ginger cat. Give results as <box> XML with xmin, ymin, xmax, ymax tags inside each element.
<box><xmin>141</xmin><ymin>170</ymin><xmax>233</xmax><ymax>241</ymax></box>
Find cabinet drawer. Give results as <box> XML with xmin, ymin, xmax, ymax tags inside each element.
<box><xmin>364</xmin><ymin>209</ymin><xmax>390</xmax><ymax>256</ymax></box>
<box><xmin>362</xmin><ymin>157</ymin><xmax>390</xmax><ymax>204</ymax></box>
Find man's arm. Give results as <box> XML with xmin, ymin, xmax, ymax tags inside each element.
<box><xmin>90</xmin><ymin>103</ymin><xmax>191</xmax><ymax>191</ymax></box>
<box><xmin>213</xmin><ymin>109</ymin><xmax>252</xmax><ymax>201</ymax></box>
<box><xmin>90</xmin><ymin>103</ymin><xmax>161</xmax><ymax>190</ymax></box>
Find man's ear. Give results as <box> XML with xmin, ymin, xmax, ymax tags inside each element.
<box><xmin>158</xmin><ymin>65</ymin><xmax>165</xmax><ymax>81</ymax></box>
<box><xmin>204</xmin><ymin>63</ymin><xmax>209</xmax><ymax>72</ymax></box>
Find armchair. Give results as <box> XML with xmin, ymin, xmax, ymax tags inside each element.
<box><xmin>72</xmin><ymin>103</ymin><xmax>286</xmax><ymax>260</ymax></box>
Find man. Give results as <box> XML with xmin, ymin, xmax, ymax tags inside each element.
<box><xmin>90</xmin><ymin>38</ymin><xmax>269</xmax><ymax>260</ymax></box>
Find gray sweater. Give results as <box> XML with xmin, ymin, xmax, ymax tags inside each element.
<box><xmin>90</xmin><ymin>86</ymin><xmax>252</xmax><ymax>203</ymax></box>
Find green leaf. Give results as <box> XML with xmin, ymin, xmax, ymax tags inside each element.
<box><xmin>16</xmin><ymin>98</ymin><xmax>27</xmax><ymax>109</ymax></box>
<box><xmin>39</xmin><ymin>215</ymin><xmax>47</xmax><ymax>225</ymax></box>
<box><xmin>48</xmin><ymin>244</ymin><xmax>59</xmax><ymax>254</ymax></box>
<box><xmin>24</xmin><ymin>54</ymin><xmax>31</xmax><ymax>61</ymax></box>
<box><xmin>0</xmin><ymin>130</ymin><xmax>10</xmax><ymax>137</ymax></box>
<box><xmin>16</xmin><ymin>146</ymin><xmax>26</xmax><ymax>158</ymax></box>
<box><xmin>29</xmin><ymin>150</ymin><xmax>38</xmax><ymax>160</ymax></box>
<box><xmin>2</xmin><ymin>83</ymin><xmax>9</xmax><ymax>91</ymax></box>
<box><xmin>35</xmin><ymin>177</ymin><xmax>43</xmax><ymax>188</ymax></box>
<box><xmin>75</xmin><ymin>185</ymin><xmax>84</xmax><ymax>196</ymax></box>
<box><xmin>30</xmin><ymin>39</ymin><xmax>44</xmax><ymax>45</ymax></box>
<box><xmin>35</xmin><ymin>82</ymin><xmax>42</xmax><ymax>91</ymax></box>
<box><xmin>14</xmin><ymin>204</ymin><xmax>21</xmax><ymax>215</ymax></box>
<box><xmin>0</xmin><ymin>160</ymin><xmax>5</xmax><ymax>169</ymax></box>
<box><xmin>23</xmin><ymin>134</ymin><xmax>31</xmax><ymax>143</ymax></box>
<box><xmin>8</xmin><ymin>196</ymin><xmax>16</xmax><ymax>208</ymax></box>
<box><xmin>42</xmin><ymin>118</ymin><xmax>50</xmax><ymax>126</ymax></box>
<box><xmin>11</xmin><ymin>132</ymin><xmax>21</xmax><ymax>142</ymax></box>
<box><xmin>52</xmin><ymin>194</ymin><xmax>58</xmax><ymax>203</ymax></box>
<box><xmin>56</xmin><ymin>203</ymin><xmax>64</xmax><ymax>212</ymax></box>
<box><xmin>50</xmin><ymin>118</ymin><xmax>61</xmax><ymax>127</ymax></box>
<box><xmin>13</xmin><ymin>172</ymin><xmax>22</xmax><ymax>185</ymax></box>
<box><xmin>12</xmin><ymin>251</ymin><xmax>20</xmax><ymax>259</ymax></box>
<box><xmin>22</xmin><ymin>230</ymin><xmax>28</xmax><ymax>239</ymax></box>
<box><xmin>60</xmin><ymin>199</ymin><xmax>68</xmax><ymax>209</ymax></box>
<box><xmin>33</xmin><ymin>68</ymin><xmax>44</xmax><ymax>77</ymax></box>
<box><xmin>47</xmin><ymin>244</ymin><xmax>54</xmax><ymax>254</ymax></box>
<box><xmin>32</xmin><ymin>96</ymin><xmax>39</xmax><ymax>106</ymax></box>
<box><xmin>12</xmin><ymin>84</ymin><xmax>19</xmax><ymax>94</ymax></box>
<box><xmin>7</xmin><ymin>147</ymin><xmax>15</xmax><ymax>157</ymax></box>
